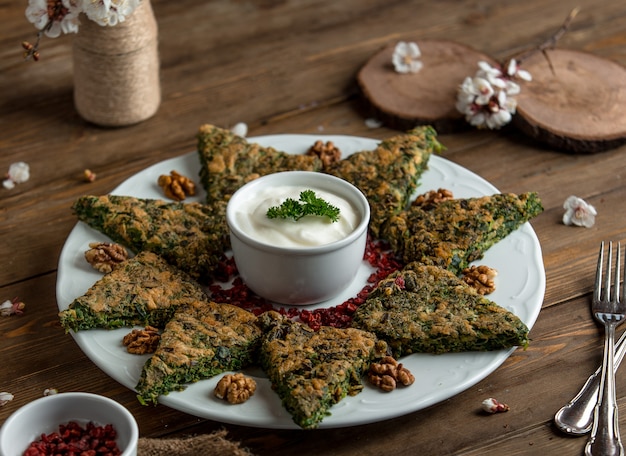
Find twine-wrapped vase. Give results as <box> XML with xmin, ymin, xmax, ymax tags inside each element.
<box><xmin>73</xmin><ymin>0</ymin><xmax>160</xmax><ymax>127</ymax></box>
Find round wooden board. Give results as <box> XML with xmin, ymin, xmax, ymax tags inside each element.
<box><xmin>357</xmin><ymin>39</ymin><xmax>497</xmax><ymax>133</ymax></box>
<box><xmin>514</xmin><ymin>48</ymin><xmax>626</xmax><ymax>153</ymax></box>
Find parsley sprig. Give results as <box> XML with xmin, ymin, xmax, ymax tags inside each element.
<box><xmin>266</xmin><ymin>190</ymin><xmax>340</xmax><ymax>223</ymax></box>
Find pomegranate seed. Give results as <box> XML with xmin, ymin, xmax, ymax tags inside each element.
<box><xmin>209</xmin><ymin>235</ymin><xmax>401</xmax><ymax>330</ymax></box>
<box><xmin>23</xmin><ymin>421</ymin><xmax>121</xmax><ymax>455</ymax></box>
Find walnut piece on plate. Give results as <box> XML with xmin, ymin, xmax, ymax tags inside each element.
<box><xmin>412</xmin><ymin>188</ymin><xmax>454</xmax><ymax>210</ymax></box>
<box><xmin>84</xmin><ymin>242</ymin><xmax>128</xmax><ymax>273</ymax></box>
<box><xmin>368</xmin><ymin>356</ymin><xmax>415</xmax><ymax>392</ymax></box>
<box><xmin>214</xmin><ymin>373</ymin><xmax>257</xmax><ymax>404</ymax></box>
<box><xmin>158</xmin><ymin>170</ymin><xmax>196</xmax><ymax>201</ymax></box>
<box><xmin>122</xmin><ymin>326</ymin><xmax>160</xmax><ymax>354</ymax></box>
<box><xmin>307</xmin><ymin>140</ymin><xmax>342</xmax><ymax>168</ymax></box>
<box><xmin>462</xmin><ymin>265</ymin><xmax>497</xmax><ymax>295</ymax></box>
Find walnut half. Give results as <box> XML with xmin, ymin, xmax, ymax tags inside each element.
<box><xmin>306</xmin><ymin>140</ymin><xmax>342</xmax><ymax>169</ymax></box>
<box><xmin>368</xmin><ymin>356</ymin><xmax>415</xmax><ymax>392</ymax></box>
<box><xmin>84</xmin><ymin>242</ymin><xmax>128</xmax><ymax>273</ymax></box>
<box><xmin>122</xmin><ymin>326</ymin><xmax>160</xmax><ymax>354</ymax></box>
<box><xmin>158</xmin><ymin>170</ymin><xmax>196</xmax><ymax>201</ymax></box>
<box><xmin>462</xmin><ymin>265</ymin><xmax>498</xmax><ymax>295</ymax></box>
<box><xmin>412</xmin><ymin>188</ymin><xmax>454</xmax><ymax>210</ymax></box>
<box><xmin>214</xmin><ymin>373</ymin><xmax>257</xmax><ymax>404</ymax></box>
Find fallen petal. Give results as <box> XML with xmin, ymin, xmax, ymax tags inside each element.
<box><xmin>563</xmin><ymin>195</ymin><xmax>597</xmax><ymax>228</ymax></box>
<box><xmin>230</xmin><ymin>122</ymin><xmax>248</xmax><ymax>137</ymax></box>
<box><xmin>365</xmin><ymin>118</ymin><xmax>383</xmax><ymax>129</ymax></box>
<box><xmin>0</xmin><ymin>392</ymin><xmax>14</xmax><ymax>406</ymax></box>
<box><xmin>481</xmin><ymin>397</ymin><xmax>510</xmax><ymax>413</ymax></box>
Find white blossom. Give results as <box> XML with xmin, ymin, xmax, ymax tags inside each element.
<box><xmin>481</xmin><ymin>397</ymin><xmax>510</xmax><ymax>413</ymax></box>
<box><xmin>468</xmin><ymin>112</ymin><xmax>486</xmax><ymax>128</ymax></box>
<box><xmin>457</xmin><ymin>78</ymin><xmax>476</xmax><ymax>104</ymax></box>
<box><xmin>502</xmin><ymin>95</ymin><xmax>517</xmax><ymax>113</ymax></box>
<box><xmin>83</xmin><ymin>0</ymin><xmax>141</xmax><ymax>26</ymax></box>
<box><xmin>504</xmin><ymin>80</ymin><xmax>521</xmax><ymax>96</ymax></box>
<box><xmin>392</xmin><ymin>41</ymin><xmax>423</xmax><ymax>74</ymax></box>
<box><xmin>3</xmin><ymin>162</ymin><xmax>30</xmax><ymax>189</ymax></box>
<box><xmin>25</xmin><ymin>0</ymin><xmax>80</xmax><ymax>38</ymax></box>
<box><xmin>456</xmin><ymin>60</ymin><xmax>531</xmax><ymax>130</ymax></box>
<box><xmin>25</xmin><ymin>0</ymin><xmax>141</xmax><ymax>37</ymax></box>
<box><xmin>473</xmin><ymin>77</ymin><xmax>494</xmax><ymax>105</ymax></box>
<box><xmin>0</xmin><ymin>298</ymin><xmax>25</xmax><ymax>316</ymax></box>
<box><xmin>0</xmin><ymin>300</ymin><xmax>12</xmax><ymax>316</ymax></box>
<box><xmin>506</xmin><ymin>58</ymin><xmax>532</xmax><ymax>81</ymax></box>
<box><xmin>0</xmin><ymin>392</ymin><xmax>14</xmax><ymax>406</ymax></box>
<box><xmin>25</xmin><ymin>0</ymin><xmax>51</xmax><ymax>30</ymax></box>
<box><xmin>490</xmin><ymin>112</ymin><xmax>511</xmax><ymax>129</ymax></box>
<box><xmin>8</xmin><ymin>162</ymin><xmax>30</xmax><ymax>183</ymax></box>
<box><xmin>80</xmin><ymin>0</ymin><xmax>111</xmax><ymax>26</ymax></box>
<box><xmin>563</xmin><ymin>195</ymin><xmax>597</xmax><ymax>228</ymax></box>
<box><xmin>476</xmin><ymin>61</ymin><xmax>504</xmax><ymax>87</ymax></box>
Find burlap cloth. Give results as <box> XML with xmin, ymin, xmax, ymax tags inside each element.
<box><xmin>138</xmin><ymin>430</ymin><xmax>254</xmax><ymax>456</ymax></box>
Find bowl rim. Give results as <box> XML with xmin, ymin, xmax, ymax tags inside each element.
<box><xmin>226</xmin><ymin>171</ymin><xmax>370</xmax><ymax>254</ymax></box>
<box><xmin>0</xmin><ymin>392</ymin><xmax>138</xmax><ymax>456</ymax></box>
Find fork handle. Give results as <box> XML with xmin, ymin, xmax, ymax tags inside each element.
<box><xmin>585</xmin><ymin>323</ymin><xmax>625</xmax><ymax>456</ymax></box>
<box><xmin>554</xmin><ymin>329</ymin><xmax>626</xmax><ymax>435</ymax></box>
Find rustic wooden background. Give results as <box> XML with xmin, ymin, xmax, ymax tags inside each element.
<box><xmin>2</xmin><ymin>0</ymin><xmax>626</xmax><ymax>454</ymax></box>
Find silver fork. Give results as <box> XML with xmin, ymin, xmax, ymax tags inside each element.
<box><xmin>554</xmin><ymin>329</ymin><xmax>626</xmax><ymax>435</ymax></box>
<box><xmin>585</xmin><ymin>241</ymin><xmax>626</xmax><ymax>456</ymax></box>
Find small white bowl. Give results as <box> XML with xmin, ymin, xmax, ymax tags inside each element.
<box><xmin>0</xmin><ymin>392</ymin><xmax>138</xmax><ymax>456</ymax></box>
<box><xmin>226</xmin><ymin>171</ymin><xmax>370</xmax><ymax>305</ymax></box>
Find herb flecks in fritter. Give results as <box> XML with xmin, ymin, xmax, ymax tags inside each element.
<box><xmin>136</xmin><ymin>300</ymin><xmax>262</xmax><ymax>405</ymax></box>
<box><xmin>325</xmin><ymin>126</ymin><xmax>442</xmax><ymax>237</ymax></box>
<box><xmin>72</xmin><ymin>195</ymin><xmax>229</xmax><ymax>283</ymax></box>
<box><xmin>59</xmin><ymin>251</ymin><xmax>208</xmax><ymax>332</ymax></box>
<box><xmin>381</xmin><ymin>192</ymin><xmax>543</xmax><ymax>275</ymax></box>
<box><xmin>257</xmin><ymin>311</ymin><xmax>386</xmax><ymax>429</ymax></box>
<box><xmin>196</xmin><ymin>124</ymin><xmax>323</xmax><ymax>203</ymax></box>
<box><xmin>351</xmin><ymin>263</ymin><xmax>529</xmax><ymax>357</ymax></box>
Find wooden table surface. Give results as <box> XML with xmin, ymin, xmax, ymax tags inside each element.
<box><xmin>2</xmin><ymin>0</ymin><xmax>626</xmax><ymax>454</ymax></box>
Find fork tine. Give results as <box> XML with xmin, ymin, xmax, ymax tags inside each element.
<box><xmin>596</xmin><ymin>241</ymin><xmax>606</xmax><ymax>302</ymax></box>
<box><xmin>623</xmin><ymin>242</ymin><xmax>626</xmax><ymax>304</ymax></box>
<box><xmin>617</xmin><ymin>242</ymin><xmax>622</xmax><ymax>304</ymax></box>
<box><xmin>605</xmin><ymin>241</ymin><xmax>613</xmax><ymax>303</ymax></box>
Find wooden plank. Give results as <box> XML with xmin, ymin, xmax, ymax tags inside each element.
<box><xmin>3</xmin><ymin>1</ymin><xmax>626</xmax><ymax>454</ymax></box>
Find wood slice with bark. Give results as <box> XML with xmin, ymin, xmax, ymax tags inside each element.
<box><xmin>357</xmin><ymin>39</ymin><xmax>497</xmax><ymax>133</ymax></box>
<box><xmin>513</xmin><ymin>49</ymin><xmax>626</xmax><ymax>153</ymax></box>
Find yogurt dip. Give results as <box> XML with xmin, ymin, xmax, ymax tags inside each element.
<box><xmin>232</xmin><ymin>185</ymin><xmax>360</xmax><ymax>248</ymax></box>
<box><xmin>226</xmin><ymin>171</ymin><xmax>370</xmax><ymax>304</ymax></box>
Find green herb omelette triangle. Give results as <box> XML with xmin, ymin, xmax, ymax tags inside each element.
<box><xmin>71</xmin><ymin>195</ymin><xmax>229</xmax><ymax>283</ymax></box>
<box><xmin>351</xmin><ymin>263</ymin><xmax>529</xmax><ymax>358</ymax></box>
<box><xmin>59</xmin><ymin>251</ymin><xmax>208</xmax><ymax>332</ymax></box>
<box><xmin>257</xmin><ymin>311</ymin><xmax>386</xmax><ymax>429</ymax></box>
<box><xmin>381</xmin><ymin>192</ymin><xmax>543</xmax><ymax>275</ymax></box>
<box><xmin>325</xmin><ymin>126</ymin><xmax>442</xmax><ymax>237</ymax></box>
<box><xmin>136</xmin><ymin>300</ymin><xmax>262</xmax><ymax>405</ymax></box>
<box><xmin>196</xmin><ymin>124</ymin><xmax>323</xmax><ymax>203</ymax></box>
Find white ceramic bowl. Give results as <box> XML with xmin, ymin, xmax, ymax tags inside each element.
<box><xmin>0</xmin><ymin>392</ymin><xmax>138</xmax><ymax>456</ymax></box>
<box><xmin>226</xmin><ymin>171</ymin><xmax>370</xmax><ymax>305</ymax></box>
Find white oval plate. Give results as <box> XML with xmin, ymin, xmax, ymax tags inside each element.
<box><xmin>56</xmin><ymin>134</ymin><xmax>545</xmax><ymax>429</ymax></box>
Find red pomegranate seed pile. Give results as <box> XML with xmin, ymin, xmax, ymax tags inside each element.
<box><xmin>23</xmin><ymin>421</ymin><xmax>121</xmax><ymax>456</ymax></box>
<box><xmin>209</xmin><ymin>235</ymin><xmax>402</xmax><ymax>330</ymax></box>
